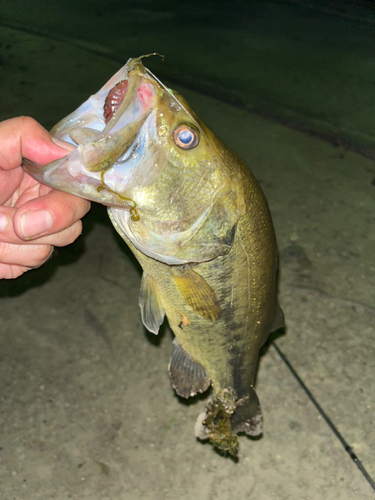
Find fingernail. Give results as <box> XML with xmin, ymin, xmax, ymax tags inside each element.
<box><xmin>52</xmin><ymin>136</ymin><xmax>75</xmax><ymax>151</ymax></box>
<box><xmin>21</xmin><ymin>210</ymin><xmax>53</xmax><ymax>239</ymax></box>
<box><xmin>0</xmin><ymin>213</ymin><xmax>7</xmax><ymax>232</ymax></box>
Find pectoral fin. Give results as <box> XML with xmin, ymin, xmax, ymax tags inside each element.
<box><xmin>139</xmin><ymin>273</ymin><xmax>165</xmax><ymax>335</ymax></box>
<box><xmin>172</xmin><ymin>267</ymin><xmax>221</xmax><ymax>321</ymax></box>
<box><xmin>169</xmin><ymin>339</ymin><xmax>211</xmax><ymax>398</ymax></box>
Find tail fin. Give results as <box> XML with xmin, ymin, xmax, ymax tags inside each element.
<box><xmin>231</xmin><ymin>386</ymin><xmax>263</xmax><ymax>437</ymax></box>
<box><xmin>194</xmin><ymin>386</ymin><xmax>263</xmax><ymax>455</ymax></box>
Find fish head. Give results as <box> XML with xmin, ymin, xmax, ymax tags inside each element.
<box><xmin>24</xmin><ymin>56</ymin><xmax>246</xmax><ymax>263</ymax></box>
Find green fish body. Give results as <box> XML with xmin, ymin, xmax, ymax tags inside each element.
<box><xmin>23</xmin><ymin>56</ymin><xmax>283</xmax><ymax>454</ymax></box>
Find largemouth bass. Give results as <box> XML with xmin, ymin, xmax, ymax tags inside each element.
<box><xmin>23</xmin><ymin>56</ymin><xmax>283</xmax><ymax>455</ymax></box>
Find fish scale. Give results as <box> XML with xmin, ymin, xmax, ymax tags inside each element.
<box><xmin>23</xmin><ymin>55</ymin><xmax>283</xmax><ymax>455</ymax></box>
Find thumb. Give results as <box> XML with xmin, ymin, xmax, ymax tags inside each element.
<box><xmin>0</xmin><ymin>116</ymin><xmax>74</xmax><ymax>170</ymax></box>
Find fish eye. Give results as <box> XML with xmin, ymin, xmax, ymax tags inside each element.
<box><xmin>173</xmin><ymin>125</ymin><xmax>199</xmax><ymax>149</ymax></box>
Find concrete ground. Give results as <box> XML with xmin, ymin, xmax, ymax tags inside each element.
<box><xmin>0</xmin><ymin>2</ymin><xmax>374</xmax><ymax>499</ymax></box>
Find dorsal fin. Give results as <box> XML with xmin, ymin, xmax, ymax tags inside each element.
<box><xmin>139</xmin><ymin>273</ymin><xmax>165</xmax><ymax>334</ymax></box>
<box><xmin>172</xmin><ymin>267</ymin><xmax>221</xmax><ymax>321</ymax></box>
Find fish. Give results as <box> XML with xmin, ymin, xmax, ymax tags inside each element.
<box><xmin>23</xmin><ymin>55</ymin><xmax>284</xmax><ymax>455</ymax></box>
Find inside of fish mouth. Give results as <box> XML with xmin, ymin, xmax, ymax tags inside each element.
<box><xmin>103</xmin><ymin>80</ymin><xmax>129</xmax><ymax>125</ymax></box>
<box><xmin>102</xmin><ymin>72</ymin><xmax>143</xmax><ymax>135</ymax></box>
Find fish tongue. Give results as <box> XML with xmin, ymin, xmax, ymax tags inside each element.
<box><xmin>78</xmin><ymin>111</ymin><xmax>151</xmax><ymax>173</ymax></box>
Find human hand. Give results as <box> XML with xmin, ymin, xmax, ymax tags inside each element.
<box><xmin>0</xmin><ymin>117</ymin><xmax>90</xmax><ymax>279</ymax></box>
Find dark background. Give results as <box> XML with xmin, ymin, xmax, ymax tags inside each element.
<box><xmin>2</xmin><ymin>0</ymin><xmax>375</xmax><ymax>157</ymax></box>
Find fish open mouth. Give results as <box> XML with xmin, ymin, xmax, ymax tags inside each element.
<box><xmin>23</xmin><ymin>56</ymin><xmax>157</xmax><ymax>209</ymax></box>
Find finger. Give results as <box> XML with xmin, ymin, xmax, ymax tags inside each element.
<box><xmin>0</xmin><ymin>168</ymin><xmax>24</xmax><ymax>205</ymax></box>
<box><xmin>12</xmin><ymin>189</ymin><xmax>90</xmax><ymax>241</ymax></box>
<box><xmin>0</xmin><ymin>241</ymin><xmax>53</xmax><ymax>268</ymax></box>
<box><xmin>0</xmin><ymin>117</ymin><xmax>73</xmax><ymax>170</ymax></box>
<box><xmin>0</xmin><ymin>263</ymin><xmax>33</xmax><ymax>279</ymax></box>
<box><xmin>33</xmin><ymin>220</ymin><xmax>84</xmax><ymax>248</ymax></box>
<box><xmin>0</xmin><ymin>207</ymin><xmax>84</xmax><ymax>247</ymax></box>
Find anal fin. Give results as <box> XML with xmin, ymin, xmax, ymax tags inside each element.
<box><xmin>172</xmin><ymin>267</ymin><xmax>221</xmax><ymax>321</ymax></box>
<box><xmin>139</xmin><ymin>273</ymin><xmax>165</xmax><ymax>335</ymax></box>
<box><xmin>169</xmin><ymin>339</ymin><xmax>211</xmax><ymax>398</ymax></box>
